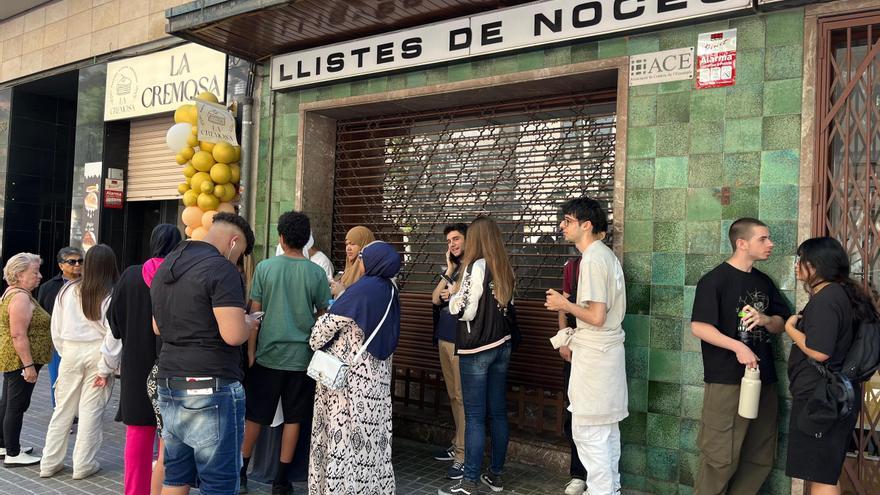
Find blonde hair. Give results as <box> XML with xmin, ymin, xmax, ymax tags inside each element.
<box><xmin>458</xmin><ymin>217</ymin><xmax>515</xmax><ymax>306</ymax></box>
<box><xmin>3</xmin><ymin>253</ymin><xmax>41</xmax><ymax>286</ymax></box>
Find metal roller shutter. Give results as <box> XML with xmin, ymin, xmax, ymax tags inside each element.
<box><xmin>127</xmin><ymin>116</ymin><xmax>181</xmax><ymax>201</ymax></box>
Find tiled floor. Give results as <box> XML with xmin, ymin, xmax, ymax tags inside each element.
<box><xmin>0</xmin><ymin>378</ymin><xmax>573</xmax><ymax>494</ymax></box>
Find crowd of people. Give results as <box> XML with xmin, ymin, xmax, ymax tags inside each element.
<box><xmin>0</xmin><ymin>197</ymin><xmax>872</xmax><ymax>495</ymax></box>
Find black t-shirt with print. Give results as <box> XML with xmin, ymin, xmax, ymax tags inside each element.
<box><xmin>151</xmin><ymin>241</ymin><xmax>246</xmax><ymax>381</ymax></box>
<box><xmin>788</xmin><ymin>283</ymin><xmax>855</xmax><ymax>398</ymax></box>
<box><xmin>691</xmin><ymin>262</ymin><xmax>791</xmax><ymax>385</ymax></box>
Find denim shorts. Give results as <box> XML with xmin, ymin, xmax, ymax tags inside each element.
<box><xmin>158</xmin><ymin>380</ymin><xmax>245</xmax><ymax>494</ymax></box>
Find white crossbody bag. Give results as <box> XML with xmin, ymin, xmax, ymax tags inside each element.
<box><xmin>307</xmin><ymin>287</ymin><xmax>394</xmax><ymax>390</ymax></box>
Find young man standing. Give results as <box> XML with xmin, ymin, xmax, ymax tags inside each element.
<box><xmin>430</xmin><ymin>223</ymin><xmax>468</xmax><ymax>480</ymax></box>
<box><xmin>690</xmin><ymin>218</ymin><xmax>790</xmax><ymax>495</ymax></box>
<box><xmin>151</xmin><ymin>213</ymin><xmax>259</xmax><ymax>495</ymax></box>
<box><xmin>240</xmin><ymin>212</ymin><xmax>331</xmax><ymax>495</ymax></box>
<box><xmin>545</xmin><ymin>197</ymin><xmax>627</xmax><ymax>495</ymax></box>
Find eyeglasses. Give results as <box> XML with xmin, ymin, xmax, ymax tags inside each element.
<box><xmin>560</xmin><ymin>217</ymin><xmax>579</xmax><ymax>227</ymax></box>
<box><xmin>62</xmin><ymin>259</ymin><xmax>83</xmax><ymax>266</ymax></box>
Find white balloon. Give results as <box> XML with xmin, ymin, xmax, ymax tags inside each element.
<box><xmin>165</xmin><ymin>123</ymin><xmax>192</xmax><ymax>153</ymax></box>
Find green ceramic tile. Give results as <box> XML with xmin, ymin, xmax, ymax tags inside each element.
<box><xmin>759</xmin><ymin>184</ymin><xmax>798</xmax><ymax>220</ymax></box>
<box><xmin>656</xmin><ymin>124</ymin><xmax>690</xmax><ymax>156</ymax></box>
<box><xmin>447</xmin><ymin>63</ymin><xmax>473</xmax><ymax>82</ymax></box>
<box><xmin>626</xmin><ymin>189</ymin><xmax>654</xmax><ymax>221</ymax></box>
<box><xmin>680</xmin><ymin>418</ymin><xmax>701</xmax><ymax>453</ymax></box>
<box><xmin>659</xmin><ymin>79</ymin><xmax>692</xmax><ymax>94</ymax></box>
<box><xmin>734</xmin><ymin>48</ymin><xmax>765</xmax><ymax>85</ymax></box>
<box><xmin>690</xmin><ymin>91</ymin><xmax>724</xmax><ymax>123</ymax></box>
<box><xmin>628</xmin><ymin>378</ymin><xmax>649</xmax><ymax>413</ymax></box>
<box><xmin>686</xmin><ymin>221</ymin><xmax>721</xmax><ymax>254</ymax></box>
<box><xmin>686</xmin><ymin>188</ymin><xmax>722</xmax><ymax>221</ymax></box>
<box><xmin>679</xmin><ymin>450</ymin><xmax>700</xmax><ymax>486</ymax></box>
<box><xmin>621</xmin><ymin>443</ymin><xmax>647</xmax><ymax>476</ymax></box>
<box><xmin>725</xmin><ymin>84</ymin><xmax>763</xmax><ymax>119</ymax></box>
<box><xmin>653</xmin><ymin>221</ymin><xmax>685</xmax><ymax>252</ymax></box>
<box><xmin>762</xmin><ymin>467</ymin><xmax>794</xmax><ymax>495</ymax></box>
<box><xmin>688</xmin><ymin>154</ymin><xmax>723</xmax><ymax>188</ymax></box>
<box><xmin>647</xmin><ymin>447</ymin><xmax>680</xmax><ymax>483</ymax></box>
<box><xmin>621</xmin><ymin>411</ymin><xmax>647</xmax><ymax>444</ymax></box>
<box><xmin>765</xmin><ymin>44</ymin><xmax>803</xmax><ymax>81</ymax></box>
<box><xmin>628</xmin><ymin>283</ymin><xmax>652</xmax><ymax>314</ymax></box>
<box><xmin>543</xmin><ymin>46</ymin><xmax>571</xmax><ymax>67</ymax></box>
<box><xmin>762</xmin><ymin>114</ymin><xmax>801</xmax><ymax>150</ymax></box>
<box><xmin>760</xmin><ymin>149</ymin><xmax>799</xmax><ymax>185</ymax></box>
<box><xmin>367</xmin><ymin>77</ymin><xmax>388</xmax><ymax>93</ymax></box>
<box><xmin>763</xmin><ymin>78</ymin><xmax>802</xmax><ymax>116</ymax></box>
<box><xmin>766</xmin><ymin>9</ymin><xmax>805</xmax><ymax>47</ymax></box>
<box><xmin>625</xmin><ymin>314</ymin><xmax>651</xmax><ymax>346</ymax></box>
<box><xmin>628</xmin><ymin>34</ymin><xmax>660</xmax><ymax>55</ymax></box>
<box><xmin>681</xmin><ymin>353</ymin><xmax>704</xmax><ymax>387</ymax></box>
<box><xmin>386</xmin><ymin>73</ymin><xmax>407</xmax><ymax>91</ymax></box>
<box><xmin>629</xmin><ymin>95</ymin><xmax>658</xmax><ymax>127</ymax></box>
<box><xmin>724</xmin><ymin>118</ymin><xmax>763</xmax><ymax>153</ymax></box>
<box><xmin>651</xmin><ymin>317</ymin><xmax>682</xmax><ymax>350</ymax></box>
<box><xmin>723</xmin><ymin>152</ymin><xmax>761</xmax><ymax>187</ymax></box>
<box><xmin>683</xmin><ymin>320</ymin><xmax>702</xmax><ymax>352</ymax></box>
<box><xmin>650</xmin><ymin>348</ymin><xmax>681</xmax><ymax>382</ymax></box>
<box><xmin>755</xmin><ymin>255</ymin><xmax>797</xmax><ymax>291</ymax></box>
<box><xmin>654</xmin><ymin>188</ymin><xmax>686</xmax><ymax>221</ymax></box>
<box><xmin>624</xmin><ymin>220</ymin><xmax>654</xmax><ymax>252</ymax></box>
<box><xmin>622</xmin><ymin>473</ymin><xmax>647</xmax><ymax>491</ymax></box>
<box><xmin>571</xmin><ymin>42</ymin><xmax>598</xmax><ymax>63</ymax></box>
<box><xmin>517</xmin><ymin>50</ymin><xmax>545</xmax><ymax>71</ymax></box>
<box><xmin>683</xmin><ymin>286</ymin><xmax>696</xmax><ymax>318</ymax></box>
<box><xmin>730</xmin><ymin>16</ymin><xmax>766</xmax><ymax>50</ymax></box>
<box><xmin>624</xmin><ymin>252</ymin><xmax>653</xmax><ymax>283</ymax></box>
<box><xmin>472</xmin><ymin>59</ymin><xmax>494</xmax><ymax>78</ymax></box>
<box><xmin>493</xmin><ymin>54</ymin><xmax>519</xmax><ymax>76</ymax></box>
<box><xmin>316</xmin><ymin>86</ymin><xmax>334</xmax><ymax>101</ymax></box>
<box><xmin>681</xmin><ymin>384</ymin><xmax>705</xmax><ymax>425</ymax></box>
<box><xmin>765</xmin><ymin>220</ymin><xmax>797</xmax><ymax>253</ymax></box>
<box><xmin>649</xmin><ymin>381</ymin><xmax>681</xmax><ymax>415</ymax></box>
<box><xmin>628</xmin><ymin>127</ymin><xmax>657</xmax><ymax>158</ymax></box>
<box><xmin>689</xmin><ymin>121</ymin><xmax>723</xmax><ymax>154</ymax></box>
<box><xmin>599</xmin><ymin>38</ymin><xmax>627</xmax><ymax>58</ymax></box>
<box><xmin>685</xmin><ymin>254</ymin><xmax>725</xmax><ymax>285</ymax></box>
<box><xmin>653</xmin><ymin>253</ymin><xmax>686</xmax><ymax>285</ymax></box>
<box><xmin>722</xmin><ymin>186</ymin><xmax>759</xmax><ymax>219</ymax></box>
<box><xmin>659</xmin><ymin>25</ymin><xmax>694</xmax><ymax>50</ymax></box>
<box><xmin>647</xmin><ymin>413</ymin><xmax>680</xmax><ymax>449</ymax></box>
<box><xmin>631</xmin><ymin>83</ymin><xmax>659</xmax><ymax>96</ymax></box>
<box><xmin>720</xmin><ymin>219</ymin><xmax>734</xmax><ymax>254</ymax></box>
<box><xmin>657</xmin><ymin>92</ymin><xmax>691</xmax><ymax>124</ymax></box>
<box><xmin>651</xmin><ymin>285</ymin><xmax>684</xmax><ymax>317</ymax></box>
<box><xmin>627</xmin><ymin>158</ymin><xmax>655</xmax><ymax>188</ymax></box>
<box><xmin>627</xmin><ymin>345</ymin><xmax>650</xmax><ymax>380</ymax></box>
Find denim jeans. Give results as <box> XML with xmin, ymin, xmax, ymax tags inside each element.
<box><xmin>158</xmin><ymin>380</ymin><xmax>245</xmax><ymax>495</ymax></box>
<box><xmin>459</xmin><ymin>342</ymin><xmax>511</xmax><ymax>482</ymax></box>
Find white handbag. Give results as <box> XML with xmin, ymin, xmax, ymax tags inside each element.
<box><xmin>307</xmin><ymin>287</ymin><xmax>394</xmax><ymax>390</ymax></box>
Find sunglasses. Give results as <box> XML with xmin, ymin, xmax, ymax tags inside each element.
<box><xmin>62</xmin><ymin>259</ymin><xmax>83</xmax><ymax>266</ymax></box>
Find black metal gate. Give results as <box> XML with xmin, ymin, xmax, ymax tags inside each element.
<box><xmin>332</xmin><ymin>91</ymin><xmax>617</xmax><ymax>437</ymax></box>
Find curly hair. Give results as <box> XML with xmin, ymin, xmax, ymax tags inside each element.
<box><xmin>3</xmin><ymin>253</ymin><xmax>41</xmax><ymax>285</ymax></box>
<box><xmin>212</xmin><ymin>212</ymin><xmax>255</xmax><ymax>256</ymax></box>
<box><xmin>277</xmin><ymin>211</ymin><xmax>311</xmax><ymax>250</ymax></box>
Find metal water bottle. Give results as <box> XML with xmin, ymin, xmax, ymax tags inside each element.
<box><xmin>738</xmin><ymin>366</ymin><xmax>761</xmax><ymax>419</ymax></box>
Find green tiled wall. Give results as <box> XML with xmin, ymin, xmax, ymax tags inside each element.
<box><xmin>254</xmin><ymin>8</ymin><xmax>805</xmax><ymax>495</ymax></box>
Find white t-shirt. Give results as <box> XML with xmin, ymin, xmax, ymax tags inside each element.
<box><xmin>576</xmin><ymin>240</ymin><xmax>626</xmax><ymax>332</ymax></box>
<box><xmin>275</xmin><ymin>243</ymin><xmax>334</xmax><ymax>281</ymax></box>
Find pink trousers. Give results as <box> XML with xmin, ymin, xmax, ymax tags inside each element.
<box><xmin>124</xmin><ymin>425</ymin><xmax>157</xmax><ymax>495</ymax></box>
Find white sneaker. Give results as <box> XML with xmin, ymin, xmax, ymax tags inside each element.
<box><xmin>40</xmin><ymin>464</ymin><xmax>64</xmax><ymax>478</ymax></box>
<box><xmin>72</xmin><ymin>462</ymin><xmax>101</xmax><ymax>480</ymax></box>
<box><xmin>564</xmin><ymin>478</ymin><xmax>586</xmax><ymax>495</ymax></box>
<box><xmin>0</xmin><ymin>447</ymin><xmax>32</xmax><ymax>458</ymax></box>
<box><xmin>4</xmin><ymin>451</ymin><xmax>41</xmax><ymax>467</ymax></box>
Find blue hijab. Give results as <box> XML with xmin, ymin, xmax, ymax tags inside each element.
<box><xmin>329</xmin><ymin>241</ymin><xmax>401</xmax><ymax>360</ymax></box>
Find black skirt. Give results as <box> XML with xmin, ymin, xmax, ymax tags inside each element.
<box><xmin>786</xmin><ymin>398</ymin><xmax>858</xmax><ymax>485</ymax></box>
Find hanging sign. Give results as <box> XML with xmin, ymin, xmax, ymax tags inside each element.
<box><xmin>629</xmin><ymin>47</ymin><xmax>694</xmax><ymax>86</ymax></box>
<box><xmin>696</xmin><ymin>29</ymin><xmax>737</xmax><ymax>89</ymax></box>
<box><xmin>196</xmin><ymin>100</ymin><xmax>239</xmax><ymax>145</ymax></box>
<box><xmin>271</xmin><ymin>0</ymin><xmax>751</xmax><ymax>90</ymax></box>
<box><xmin>104</xmin><ymin>178</ymin><xmax>124</xmax><ymax>209</ymax></box>
<box><xmin>82</xmin><ymin>162</ymin><xmax>102</xmax><ymax>251</ymax></box>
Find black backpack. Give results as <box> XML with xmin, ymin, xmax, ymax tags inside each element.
<box><xmin>840</xmin><ymin>319</ymin><xmax>880</xmax><ymax>383</ymax></box>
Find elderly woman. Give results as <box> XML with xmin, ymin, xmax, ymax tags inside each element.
<box><xmin>0</xmin><ymin>253</ymin><xmax>52</xmax><ymax>467</ymax></box>
<box><xmin>308</xmin><ymin>241</ymin><xmax>400</xmax><ymax>495</ymax></box>
<box><xmin>330</xmin><ymin>226</ymin><xmax>375</xmax><ymax>298</ymax></box>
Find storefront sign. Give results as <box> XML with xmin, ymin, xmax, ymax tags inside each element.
<box><xmin>196</xmin><ymin>100</ymin><xmax>239</xmax><ymax>145</ymax></box>
<box><xmin>696</xmin><ymin>29</ymin><xmax>737</xmax><ymax>89</ymax></box>
<box><xmin>105</xmin><ymin>43</ymin><xmax>227</xmax><ymax>121</ymax></box>
<box><xmin>104</xmin><ymin>178</ymin><xmax>123</xmax><ymax>209</ymax></box>
<box><xmin>629</xmin><ymin>47</ymin><xmax>694</xmax><ymax>86</ymax></box>
<box><xmin>271</xmin><ymin>0</ymin><xmax>751</xmax><ymax>90</ymax></box>
<box><xmin>82</xmin><ymin>162</ymin><xmax>102</xmax><ymax>251</ymax></box>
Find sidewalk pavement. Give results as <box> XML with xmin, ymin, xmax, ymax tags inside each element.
<box><xmin>0</xmin><ymin>376</ymin><xmax>571</xmax><ymax>494</ymax></box>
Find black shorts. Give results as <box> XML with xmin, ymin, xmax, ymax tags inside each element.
<box><xmin>244</xmin><ymin>363</ymin><xmax>315</xmax><ymax>425</ymax></box>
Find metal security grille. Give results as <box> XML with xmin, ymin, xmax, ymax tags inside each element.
<box><xmin>814</xmin><ymin>12</ymin><xmax>880</xmax><ymax>495</ymax></box>
<box><xmin>333</xmin><ymin>91</ymin><xmax>617</xmax><ymax>437</ymax></box>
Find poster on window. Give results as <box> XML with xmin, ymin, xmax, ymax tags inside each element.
<box><xmin>104</xmin><ymin>178</ymin><xmax>123</xmax><ymax>209</ymax></box>
<box><xmin>696</xmin><ymin>29</ymin><xmax>737</xmax><ymax>89</ymax></box>
<box><xmin>82</xmin><ymin>162</ymin><xmax>102</xmax><ymax>251</ymax></box>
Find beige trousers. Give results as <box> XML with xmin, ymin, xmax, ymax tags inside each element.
<box><xmin>439</xmin><ymin>340</ymin><xmax>465</xmax><ymax>463</ymax></box>
<box><xmin>40</xmin><ymin>340</ymin><xmax>114</xmax><ymax>477</ymax></box>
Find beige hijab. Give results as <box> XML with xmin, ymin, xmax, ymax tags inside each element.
<box><xmin>340</xmin><ymin>226</ymin><xmax>376</xmax><ymax>287</ymax></box>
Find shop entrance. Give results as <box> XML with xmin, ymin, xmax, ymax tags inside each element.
<box><xmin>2</xmin><ymin>71</ymin><xmax>78</xmax><ymax>279</ymax></box>
<box><xmin>121</xmin><ymin>200</ymin><xmax>180</xmax><ymax>268</ymax></box>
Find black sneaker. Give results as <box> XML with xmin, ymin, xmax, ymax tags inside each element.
<box><xmin>438</xmin><ymin>478</ymin><xmax>480</xmax><ymax>495</ymax></box>
<box><xmin>480</xmin><ymin>470</ymin><xmax>503</xmax><ymax>492</ymax></box>
<box><xmin>239</xmin><ymin>472</ymin><xmax>248</xmax><ymax>494</ymax></box>
<box><xmin>446</xmin><ymin>460</ymin><xmax>464</xmax><ymax>480</ymax></box>
<box><xmin>433</xmin><ymin>445</ymin><xmax>456</xmax><ymax>461</ymax></box>
<box><xmin>271</xmin><ymin>482</ymin><xmax>292</xmax><ymax>495</ymax></box>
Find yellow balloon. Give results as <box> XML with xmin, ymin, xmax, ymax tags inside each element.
<box><xmin>177</xmin><ymin>183</ymin><xmax>189</xmax><ymax>195</ymax></box>
<box><xmin>174</xmin><ymin>105</ymin><xmax>193</xmax><ymax>124</ymax></box>
<box><xmin>190</xmin><ymin>171</ymin><xmax>211</xmax><ymax>193</ymax></box>
<box><xmin>179</xmin><ymin>146</ymin><xmax>195</xmax><ymax>161</ymax></box>
<box><xmin>191</xmin><ymin>151</ymin><xmax>215</xmax><ymax>172</ymax></box>
<box><xmin>185</xmin><ymin>226</ymin><xmax>193</xmax><ymax>237</ymax></box>
<box><xmin>181</xmin><ymin>205</ymin><xmax>204</xmax><ymax>227</ymax></box>
<box><xmin>213</xmin><ymin>184</ymin><xmax>225</xmax><ymax>198</ymax></box>
<box><xmin>186</xmin><ymin>134</ymin><xmax>198</xmax><ymax>148</ymax></box>
<box><xmin>220</xmin><ymin>183</ymin><xmax>237</xmax><ymax>202</ymax></box>
<box><xmin>212</xmin><ymin>142</ymin><xmax>236</xmax><ymax>164</ymax></box>
<box><xmin>197</xmin><ymin>192</ymin><xmax>220</xmax><ymax>211</ymax></box>
<box><xmin>182</xmin><ymin>189</ymin><xmax>199</xmax><ymax>207</ymax></box>
<box><xmin>185</xmin><ymin>176</ymin><xmax>192</xmax><ymax>185</ymax></box>
<box><xmin>229</xmin><ymin>163</ymin><xmax>241</xmax><ymax>184</ymax></box>
<box><xmin>199</xmin><ymin>179</ymin><xmax>215</xmax><ymax>194</ymax></box>
<box><xmin>199</xmin><ymin>141</ymin><xmax>215</xmax><ymax>153</ymax></box>
<box><xmin>191</xmin><ymin>126</ymin><xmax>199</xmax><ymax>136</ymax></box>
<box><xmin>187</xmin><ymin>105</ymin><xmax>198</xmax><ymax>125</ymax></box>
<box><xmin>217</xmin><ymin>202</ymin><xmax>235</xmax><ymax>214</ymax></box>
<box><xmin>195</xmin><ymin>91</ymin><xmax>219</xmax><ymax>103</ymax></box>
<box><xmin>202</xmin><ymin>210</ymin><xmax>218</xmax><ymax>228</ymax></box>
<box><xmin>232</xmin><ymin>146</ymin><xmax>241</xmax><ymax>163</ymax></box>
<box><xmin>182</xmin><ymin>164</ymin><xmax>196</xmax><ymax>178</ymax></box>
<box><xmin>175</xmin><ymin>153</ymin><xmax>187</xmax><ymax>165</ymax></box>
<box><xmin>209</xmin><ymin>163</ymin><xmax>231</xmax><ymax>185</ymax></box>
<box><xmin>192</xmin><ymin>226</ymin><xmax>209</xmax><ymax>241</ymax></box>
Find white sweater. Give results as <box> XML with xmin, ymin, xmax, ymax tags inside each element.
<box><xmin>50</xmin><ymin>283</ymin><xmax>121</xmax><ymax>376</ymax></box>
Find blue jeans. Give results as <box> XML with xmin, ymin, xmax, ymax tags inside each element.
<box><xmin>158</xmin><ymin>380</ymin><xmax>245</xmax><ymax>495</ymax></box>
<box><xmin>459</xmin><ymin>342</ymin><xmax>511</xmax><ymax>482</ymax></box>
<box><xmin>48</xmin><ymin>349</ymin><xmax>61</xmax><ymax>407</ymax></box>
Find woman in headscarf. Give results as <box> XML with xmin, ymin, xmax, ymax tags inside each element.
<box><xmin>330</xmin><ymin>226</ymin><xmax>375</xmax><ymax>298</ymax></box>
<box><xmin>106</xmin><ymin>224</ymin><xmax>181</xmax><ymax>495</ymax></box>
<box><xmin>308</xmin><ymin>241</ymin><xmax>400</xmax><ymax>495</ymax></box>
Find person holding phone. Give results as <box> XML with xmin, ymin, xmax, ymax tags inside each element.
<box><xmin>430</xmin><ymin>223</ymin><xmax>468</xmax><ymax>479</ymax></box>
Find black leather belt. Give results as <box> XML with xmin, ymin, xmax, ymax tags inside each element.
<box><xmin>163</xmin><ymin>377</ymin><xmax>237</xmax><ymax>391</ymax></box>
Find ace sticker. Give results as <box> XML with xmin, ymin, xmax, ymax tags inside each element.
<box><xmin>696</xmin><ymin>29</ymin><xmax>737</xmax><ymax>89</ymax></box>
